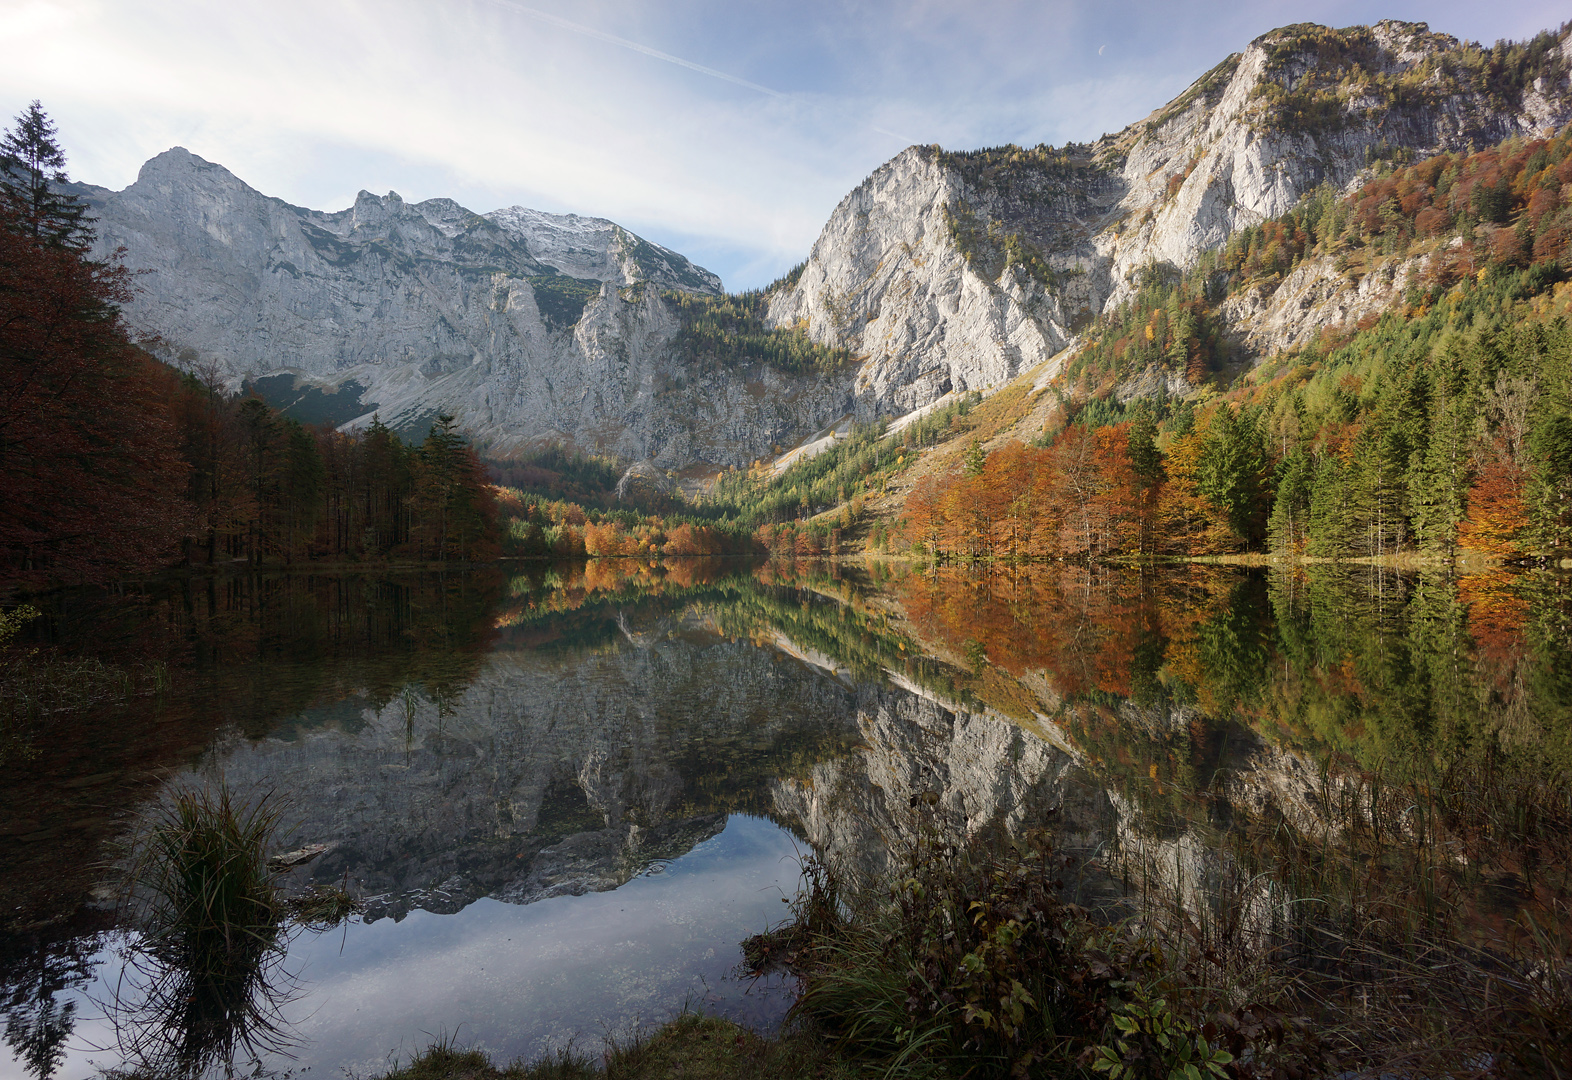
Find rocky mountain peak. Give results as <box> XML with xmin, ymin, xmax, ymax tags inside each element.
<box><xmin>487</xmin><ymin>204</ymin><xmax>722</xmax><ymax>294</ymax></box>
<box><xmin>760</xmin><ymin>19</ymin><xmax>1572</xmax><ymax>424</ymax></box>
<box><xmin>75</xmin><ymin>19</ymin><xmax>1572</xmax><ymax>469</ymax></box>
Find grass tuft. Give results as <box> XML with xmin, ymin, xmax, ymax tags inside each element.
<box><xmin>113</xmin><ymin>783</ymin><xmax>293</xmax><ymax>1076</ymax></box>
<box><xmin>380</xmin><ymin>1013</ymin><xmax>858</xmax><ymax>1080</ymax></box>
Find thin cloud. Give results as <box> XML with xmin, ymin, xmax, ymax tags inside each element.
<box><xmin>480</xmin><ymin>0</ymin><xmax>785</xmax><ymax>98</ymax></box>
<box><xmin>1</xmin><ymin>0</ymin><xmax>1560</xmax><ymax>290</ymax></box>
<box><xmin>478</xmin><ymin>2</ymin><xmax>919</xmax><ymax>147</ymax></box>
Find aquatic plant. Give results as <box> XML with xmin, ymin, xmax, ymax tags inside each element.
<box><xmin>285</xmin><ymin>880</ymin><xmax>360</xmax><ymax>930</ymax></box>
<box><xmin>112</xmin><ymin>784</ymin><xmax>294</xmax><ymax>1077</ymax></box>
<box><xmin>741</xmin><ymin>851</ymin><xmax>844</xmax><ymax>976</ymax></box>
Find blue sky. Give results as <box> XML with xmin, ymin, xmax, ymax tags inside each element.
<box><xmin>0</xmin><ymin>0</ymin><xmax>1566</xmax><ymax>289</ymax></box>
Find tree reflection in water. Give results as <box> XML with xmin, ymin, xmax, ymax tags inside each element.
<box><xmin>0</xmin><ymin>931</ymin><xmax>101</xmax><ymax>1080</ymax></box>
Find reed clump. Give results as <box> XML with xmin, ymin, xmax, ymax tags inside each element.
<box><xmin>115</xmin><ymin>784</ymin><xmax>294</xmax><ymax>1077</ymax></box>
<box><xmin>285</xmin><ymin>882</ymin><xmax>360</xmax><ymax>929</ymax></box>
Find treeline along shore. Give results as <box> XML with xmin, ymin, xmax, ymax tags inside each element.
<box><xmin>10</xmin><ymin>107</ymin><xmax>1572</xmax><ymax>593</ymax></box>
<box><xmin>0</xmin><ymin>105</ymin><xmax>501</xmax><ymax>591</ymax></box>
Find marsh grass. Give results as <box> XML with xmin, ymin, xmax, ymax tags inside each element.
<box><xmin>740</xmin><ymin>851</ymin><xmax>844</xmax><ymax>976</ymax></box>
<box><xmin>379</xmin><ymin>1014</ymin><xmax>859</xmax><ymax>1080</ymax></box>
<box><xmin>284</xmin><ymin>880</ymin><xmax>361</xmax><ymax>929</ymax></box>
<box><xmin>111</xmin><ymin>784</ymin><xmax>295</xmax><ymax>1077</ymax></box>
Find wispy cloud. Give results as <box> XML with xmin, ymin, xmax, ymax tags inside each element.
<box><xmin>480</xmin><ymin>0</ymin><xmax>786</xmax><ymax>98</ymax></box>
<box><xmin>0</xmin><ymin>0</ymin><xmax>1563</xmax><ymax>289</ymax></box>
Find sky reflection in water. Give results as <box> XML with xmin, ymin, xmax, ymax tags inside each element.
<box><xmin>9</xmin><ymin>815</ymin><xmax>802</xmax><ymax>1080</ymax></box>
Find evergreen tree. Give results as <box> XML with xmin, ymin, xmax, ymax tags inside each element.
<box><xmin>1197</xmin><ymin>404</ymin><xmax>1267</xmax><ymax>545</ymax></box>
<box><xmin>1127</xmin><ymin>404</ymin><xmax>1162</xmax><ymax>485</ymax></box>
<box><xmin>282</xmin><ymin>419</ymin><xmax>325</xmax><ymax>561</ymax></box>
<box><xmin>414</xmin><ymin>414</ymin><xmax>498</xmax><ymax>561</ymax></box>
<box><xmin>0</xmin><ymin>101</ymin><xmax>93</xmax><ymax>249</ymax></box>
<box><xmin>963</xmin><ymin>438</ymin><xmax>986</xmax><ymax>477</ymax></box>
<box><xmin>1268</xmin><ymin>448</ymin><xmax>1313</xmax><ymax>554</ymax></box>
<box><xmin>1307</xmin><ymin>453</ymin><xmax>1355</xmax><ymax>556</ymax></box>
<box><xmin>1409</xmin><ymin>340</ymin><xmax>1477</xmax><ymax>557</ymax></box>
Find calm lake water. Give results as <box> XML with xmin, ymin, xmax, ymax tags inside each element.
<box><xmin>3</xmin><ymin>558</ymin><xmax>1569</xmax><ymax>1078</ymax></box>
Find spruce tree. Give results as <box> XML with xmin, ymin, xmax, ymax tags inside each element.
<box><xmin>1197</xmin><ymin>404</ymin><xmax>1266</xmax><ymax>545</ymax></box>
<box><xmin>1268</xmin><ymin>448</ymin><xmax>1313</xmax><ymax>554</ymax></box>
<box><xmin>962</xmin><ymin>438</ymin><xmax>986</xmax><ymax>477</ymax></box>
<box><xmin>0</xmin><ymin>101</ymin><xmax>94</xmax><ymax>249</ymax></box>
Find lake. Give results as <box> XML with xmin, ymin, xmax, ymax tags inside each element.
<box><xmin>2</xmin><ymin>558</ymin><xmax>1569</xmax><ymax>1078</ymax></box>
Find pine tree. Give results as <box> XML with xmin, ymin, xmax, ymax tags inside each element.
<box><xmin>1127</xmin><ymin>404</ymin><xmax>1162</xmax><ymax>485</ymax></box>
<box><xmin>1409</xmin><ymin>340</ymin><xmax>1477</xmax><ymax>557</ymax></box>
<box><xmin>1307</xmin><ymin>453</ymin><xmax>1355</xmax><ymax>556</ymax></box>
<box><xmin>1267</xmin><ymin>448</ymin><xmax>1313</xmax><ymax>554</ymax></box>
<box><xmin>0</xmin><ymin>102</ymin><xmax>94</xmax><ymax>249</ymax></box>
<box><xmin>1197</xmin><ymin>404</ymin><xmax>1267</xmax><ymax>545</ymax></box>
<box><xmin>963</xmin><ymin>438</ymin><xmax>986</xmax><ymax>477</ymax></box>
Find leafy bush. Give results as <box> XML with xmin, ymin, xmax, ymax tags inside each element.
<box><xmin>784</xmin><ymin>826</ymin><xmax>1329</xmax><ymax>1080</ymax></box>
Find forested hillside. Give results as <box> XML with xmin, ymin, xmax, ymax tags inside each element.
<box><xmin>870</xmin><ymin>126</ymin><xmax>1572</xmax><ymax>562</ymax></box>
<box><xmin>0</xmin><ymin>104</ymin><xmax>498</xmax><ymax>590</ymax></box>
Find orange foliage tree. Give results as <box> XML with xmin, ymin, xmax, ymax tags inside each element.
<box><xmin>1458</xmin><ymin>455</ymin><xmax>1528</xmax><ymax>557</ymax></box>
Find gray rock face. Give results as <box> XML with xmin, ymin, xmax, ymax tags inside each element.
<box><xmin>79</xmin><ymin>149</ymin><xmax>843</xmax><ymax>466</ymax></box>
<box><xmin>1092</xmin><ymin>20</ymin><xmax>1572</xmax><ymax>306</ymax></box>
<box><xmin>487</xmin><ymin>206</ymin><xmax>721</xmax><ymax>294</ymax></box>
<box><xmin>81</xmin><ymin>20</ymin><xmax>1572</xmax><ymax>460</ymax></box>
<box><xmin>767</xmin><ymin>19</ymin><xmax>1572</xmax><ymax>419</ymax></box>
<box><xmin>766</xmin><ymin>147</ymin><xmax>1117</xmax><ymax>419</ymax></box>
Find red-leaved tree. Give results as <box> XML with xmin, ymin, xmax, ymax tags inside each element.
<box><xmin>0</xmin><ymin>206</ymin><xmax>192</xmax><ymax>587</ymax></box>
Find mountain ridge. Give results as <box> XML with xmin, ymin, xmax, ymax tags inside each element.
<box><xmin>76</xmin><ymin>18</ymin><xmax>1572</xmax><ymax>469</ymax></box>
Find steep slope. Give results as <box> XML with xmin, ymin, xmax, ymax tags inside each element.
<box><xmin>77</xmin><ymin>20</ymin><xmax>1572</xmax><ymax>469</ymax></box>
<box><xmin>766</xmin><ymin>147</ymin><xmax>1118</xmax><ymax>418</ymax></box>
<box><xmin>768</xmin><ymin>20</ymin><xmax>1572</xmax><ymax>420</ymax></box>
<box><xmin>79</xmin><ymin>149</ymin><xmax>843</xmax><ymax>465</ymax></box>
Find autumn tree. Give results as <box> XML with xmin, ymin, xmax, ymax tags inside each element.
<box><xmin>0</xmin><ymin>202</ymin><xmax>192</xmax><ymax>584</ymax></box>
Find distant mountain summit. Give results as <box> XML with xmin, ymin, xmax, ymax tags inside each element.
<box><xmin>79</xmin><ymin>20</ymin><xmax>1572</xmax><ymax>467</ymax></box>
<box><xmin>75</xmin><ymin>148</ymin><xmax>848</xmax><ymax>465</ymax></box>
<box><xmin>486</xmin><ymin>205</ymin><xmax>722</xmax><ymax>294</ymax></box>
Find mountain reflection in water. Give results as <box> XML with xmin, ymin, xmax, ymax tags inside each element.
<box><xmin>2</xmin><ymin>558</ymin><xmax>1569</xmax><ymax>1078</ymax></box>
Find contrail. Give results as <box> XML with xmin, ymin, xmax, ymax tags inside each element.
<box><xmin>480</xmin><ymin>0</ymin><xmax>785</xmax><ymax>98</ymax></box>
<box><xmin>477</xmin><ymin>0</ymin><xmax>919</xmax><ymax>145</ymax></box>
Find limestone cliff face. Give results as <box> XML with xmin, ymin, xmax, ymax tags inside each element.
<box><xmin>765</xmin><ymin>148</ymin><xmax>1117</xmax><ymax>419</ymax></box>
<box><xmin>79</xmin><ymin>149</ymin><xmax>844</xmax><ymax>466</ymax></box>
<box><xmin>1102</xmin><ymin>21</ymin><xmax>1572</xmax><ymax>288</ymax></box>
<box><xmin>81</xmin><ymin>21</ymin><xmax>1572</xmax><ymax>459</ymax></box>
<box><xmin>767</xmin><ymin>20</ymin><xmax>1572</xmax><ymax>416</ymax></box>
